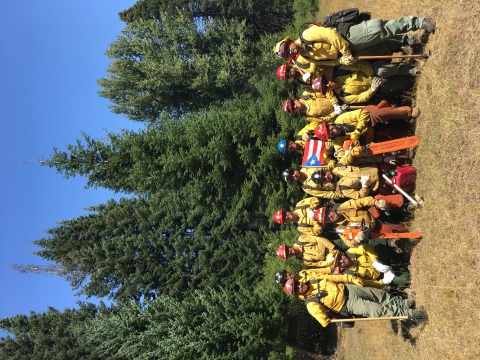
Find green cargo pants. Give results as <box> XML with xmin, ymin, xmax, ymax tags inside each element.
<box><xmin>344</xmin><ymin>284</ymin><xmax>412</xmax><ymax>318</ymax></box>
<box><xmin>347</xmin><ymin>16</ymin><xmax>424</xmax><ymax>53</ymax></box>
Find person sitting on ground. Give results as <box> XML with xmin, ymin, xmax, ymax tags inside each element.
<box><xmin>313</xmin><ymin>196</ymin><xmax>409</xmax><ymax>248</ymax></box>
<box><xmin>275</xmin><ymin>268</ymin><xmax>380</xmax><ymax>288</ymax></box>
<box><xmin>283</xmin><ymin>276</ymin><xmax>425</xmax><ymax>327</ymax></box>
<box><xmin>314</xmin><ymin>103</ymin><xmax>420</xmax><ymax>154</ymax></box>
<box><xmin>273</xmin><ymin>16</ymin><xmax>435</xmax><ymax>75</ymax></box>
<box><xmin>326</xmin><ymin>246</ymin><xmax>411</xmax><ymax>288</ymax></box>
<box><xmin>312</xmin><ymin>60</ymin><xmax>420</xmax><ymax>104</ymax></box>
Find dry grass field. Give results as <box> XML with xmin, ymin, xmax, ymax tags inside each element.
<box><xmin>316</xmin><ymin>0</ymin><xmax>480</xmax><ymax>359</ymax></box>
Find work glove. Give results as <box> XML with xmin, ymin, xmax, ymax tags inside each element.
<box><xmin>360</xmin><ymin>174</ymin><xmax>372</xmax><ymax>188</ymax></box>
<box><xmin>339</xmin><ymin>54</ymin><xmax>357</xmax><ymax>65</ymax></box>
<box><xmin>349</xmin><ymin>145</ymin><xmax>365</xmax><ymax>157</ymax></box>
<box><xmin>375</xmin><ymin>199</ymin><xmax>389</xmax><ymax>210</ymax></box>
<box><xmin>324</xmin><ymin>141</ymin><xmax>334</xmax><ymax>154</ymax></box>
<box><xmin>372</xmin><ymin>260</ymin><xmax>391</xmax><ymax>273</ymax></box>
<box><xmin>353</xmin><ymin>230</ymin><xmax>367</xmax><ymax>244</ymax></box>
<box><xmin>370</xmin><ymin>76</ymin><xmax>387</xmax><ymax>91</ymax></box>
<box><xmin>353</xmin><ymin>277</ymin><xmax>364</xmax><ymax>287</ymax></box>
<box><xmin>383</xmin><ymin>154</ymin><xmax>397</xmax><ymax>165</ymax></box>
<box><xmin>302</xmin><ymin>131</ymin><xmax>313</xmax><ymax>142</ymax></box>
<box><xmin>302</xmin><ymin>72</ymin><xmax>312</xmax><ymax>82</ymax></box>
<box><xmin>317</xmin><ymin>115</ymin><xmax>331</xmax><ymax>123</ymax></box>
<box><xmin>333</xmin><ymin>103</ymin><xmax>345</xmax><ymax>116</ymax></box>
<box><xmin>382</xmin><ymin>270</ymin><xmax>395</xmax><ymax>285</ymax></box>
<box><xmin>307</xmin><ymin>208</ymin><xmax>316</xmax><ymax>220</ymax></box>
<box><xmin>325</xmin><ymin>159</ymin><xmax>336</xmax><ymax>171</ymax></box>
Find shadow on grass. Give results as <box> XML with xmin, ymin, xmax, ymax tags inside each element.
<box><xmin>390</xmin><ymin>319</ymin><xmax>427</xmax><ymax>345</ymax></box>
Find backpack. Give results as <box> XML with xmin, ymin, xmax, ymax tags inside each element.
<box><xmin>322</xmin><ymin>8</ymin><xmax>371</xmax><ymax>37</ymax></box>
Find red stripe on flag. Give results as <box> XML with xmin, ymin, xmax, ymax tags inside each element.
<box><xmin>302</xmin><ymin>140</ymin><xmax>325</xmax><ymax>167</ymax></box>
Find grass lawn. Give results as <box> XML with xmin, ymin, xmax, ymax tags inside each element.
<box><xmin>314</xmin><ymin>1</ymin><xmax>480</xmax><ymax>359</ymax></box>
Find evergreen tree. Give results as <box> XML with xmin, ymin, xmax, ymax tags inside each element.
<box><xmin>0</xmin><ymin>303</ymin><xmax>103</xmax><ymax>360</ymax></box>
<box><xmin>118</xmin><ymin>0</ymin><xmax>294</xmax><ymax>37</ymax></box>
<box><xmin>45</xmin><ymin>73</ymin><xmax>300</xmax><ymax>198</ymax></box>
<box><xmin>80</xmin><ymin>286</ymin><xmax>290</xmax><ymax>360</ymax></box>
<box><xmin>98</xmin><ymin>13</ymin><xmax>258</xmax><ymax>122</ymax></box>
<box><xmin>33</xmin><ymin>196</ymin><xmax>195</xmax><ymax>301</ymax></box>
<box><xmin>37</xmin><ymin>74</ymin><xmax>307</xmax><ymax>301</ymax></box>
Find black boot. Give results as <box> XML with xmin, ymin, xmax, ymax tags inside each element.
<box><xmin>409</xmin><ymin>305</ymin><xmax>428</xmax><ymax>322</ymax></box>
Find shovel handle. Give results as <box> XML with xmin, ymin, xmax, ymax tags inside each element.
<box><xmin>357</xmin><ymin>54</ymin><xmax>429</xmax><ymax>60</ymax></box>
<box><xmin>331</xmin><ymin>316</ymin><xmax>409</xmax><ymax>323</ymax></box>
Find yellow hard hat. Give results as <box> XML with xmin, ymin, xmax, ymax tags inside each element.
<box><xmin>326</xmin><ymin>249</ymin><xmax>341</xmax><ymax>269</ymax></box>
<box><xmin>273</xmin><ymin>37</ymin><xmax>293</xmax><ymax>59</ymax></box>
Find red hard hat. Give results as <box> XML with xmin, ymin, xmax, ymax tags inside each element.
<box><xmin>276</xmin><ymin>65</ymin><xmax>288</xmax><ymax>81</ymax></box>
<box><xmin>311</xmin><ymin>75</ymin><xmax>327</xmax><ymax>95</ymax></box>
<box><xmin>282</xmin><ymin>99</ymin><xmax>294</xmax><ymax>113</ymax></box>
<box><xmin>273</xmin><ymin>210</ymin><xmax>286</xmax><ymax>225</ymax></box>
<box><xmin>283</xmin><ymin>279</ymin><xmax>296</xmax><ymax>297</ymax></box>
<box><xmin>276</xmin><ymin>244</ymin><xmax>288</xmax><ymax>260</ymax></box>
<box><xmin>313</xmin><ymin>207</ymin><xmax>328</xmax><ymax>225</ymax></box>
<box><xmin>314</xmin><ymin>121</ymin><xmax>329</xmax><ymax>140</ymax></box>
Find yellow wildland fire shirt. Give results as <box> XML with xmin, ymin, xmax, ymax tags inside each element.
<box><xmin>301</xmin><ymin>274</ymin><xmax>361</xmax><ymax>327</ymax></box>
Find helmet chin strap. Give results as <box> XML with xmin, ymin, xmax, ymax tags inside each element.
<box><xmin>336</xmin><ymin>124</ymin><xmax>355</xmax><ymax>135</ymax></box>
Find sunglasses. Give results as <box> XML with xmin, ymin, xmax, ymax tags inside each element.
<box><xmin>324</xmin><ymin>210</ymin><xmax>331</xmax><ymax>220</ymax></box>
<box><xmin>285</xmin><ymin>99</ymin><xmax>294</xmax><ymax>113</ymax></box>
<box><xmin>294</xmin><ymin>280</ymin><xmax>301</xmax><ymax>294</ymax></box>
<box><xmin>279</xmin><ymin>43</ymin><xmax>292</xmax><ymax>59</ymax></box>
<box><xmin>286</xmin><ymin>169</ymin><xmax>295</xmax><ymax>183</ymax></box>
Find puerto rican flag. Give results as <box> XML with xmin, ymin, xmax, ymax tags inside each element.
<box><xmin>302</xmin><ymin>140</ymin><xmax>325</xmax><ymax>167</ymax></box>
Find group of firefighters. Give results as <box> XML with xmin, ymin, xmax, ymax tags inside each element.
<box><xmin>270</xmin><ymin>13</ymin><xmax>436</xmax><ymax>327</ymax></box>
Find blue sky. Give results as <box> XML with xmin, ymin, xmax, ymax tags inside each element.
<box><xmin>0</xmin><ymin>1</ymin><xmax>141</xmax><ymax>324</ymax></box>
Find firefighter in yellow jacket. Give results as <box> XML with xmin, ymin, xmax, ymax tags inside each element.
<box><xmin>282</xmin><ymin>157</ymin><xmax>380</xmax><ymax>199</ymax></box>
<box><xmin>320</xmin><ymin>61</ymin><xmax>419</xmax><ymax>104</ymax></box>
<box><xmin>323</xmin><ymin>110</ymin><xmax>374</xmax><ymax>150</ymax></box>
<box><xmin>275</xmin><ymin>267</ymin><xmax>380</xmax><ymax>288</ymax></box>
<box><xmin>275</xmin><ymin>234</ymin><xmax>336</xmax><ymax>272</ymax></box>
<box><xmin>282</xmin><ymin>167</ymin><xmax>336</xmax><ymax>198</ymax></box>
<box><xmin>326</xmin><ymin>159</ymin><xmax>380</xmax><ymax>199</ymax></box>
<box><xmin>273</xmin><ymin>28</ymin><xmax>354</xmax><ymax>78</ymax></box>
<box><xmin>327</xmin><ymin>246</ymin><xmax>411</xmax><ymax>287</ymax></box>
<box><xmin>314</xmin><ymin>106</ymin><xmax>419</xmax><ymax>155</ymax></box>
<box><xmin>283</xmin><ymin>275</ymin><xmax>419</xmax><ymax>327</ymax></box>
<box><xmin>272</xmin><ymin>197</ymin><xmax>323</xmax><ymax>236</ymax></box>
<box><xmin>273</xmin><ymin>16</ymin><xmax>436</xmax><ymax>76</ymax></box>
<box><xmin>313</xmin><ymin>196</ymin><xmax>389</xmax><ymax>247</ymax></box>
<box><xmin>281</xmin><ymin>89</ymin><xmax>346</xmax><ymax>123</ymax></box>
<box><xmin>275</xmin><ymin>63</ymin><xmax>334</xmax><ymax>87</ymax></box>
<box><xmin>277</xmin><ymin>120</ymin><xmax>326</xmax><ymax>155</ymax></box>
